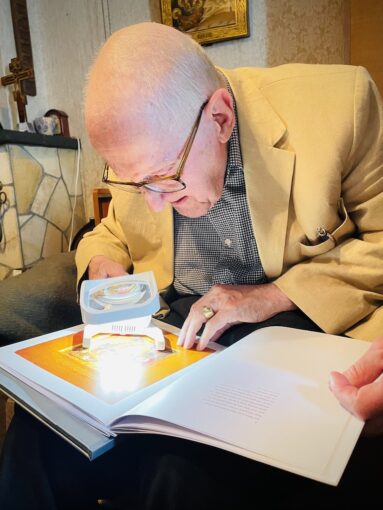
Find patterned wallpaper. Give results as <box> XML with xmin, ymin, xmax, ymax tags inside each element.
<box><xmin>0</xmin><ymin>1</ymin><xmax>349</xmax><ymax>219</ymax></box>
<box><xmin>151</xmin><ymin>1</ymin><xmax>348</xmax><ymax>69</ymax></box>
<box><xmin>266</xmin><ymin>0</ymin><xmax>347</xmax><ymax>65</ymax></box>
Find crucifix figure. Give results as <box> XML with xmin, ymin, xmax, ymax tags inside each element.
<box><xmin>0</xmin><ymin>0</ymin><xmax>36</xmax><ymax>128</ymax></box>
<box><xmin>1</xmin><ymin>57</ymin><xmax>34</xmax><ymax>124</ymax></box>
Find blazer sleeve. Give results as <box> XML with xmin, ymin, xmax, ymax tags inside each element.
<box><xmin>274</xmin><ymin>67</ymin><xmax>383</xmax><ymax>339</ymax></box>
<box><xmin>75</xmin><ymin>198</ymin><xmax>133</xmax><ymax>287</ymax></box>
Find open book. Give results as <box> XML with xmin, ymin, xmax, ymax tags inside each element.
<box><xmin>0</xmin><ymin>323</ymin><xmax>369</xmax><ymax>486</ymax></box>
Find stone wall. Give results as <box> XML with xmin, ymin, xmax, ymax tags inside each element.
<box><xmin>0</xmin><ymin>141</ymin><xmax>85</xmax><ymax>279</ymax></box>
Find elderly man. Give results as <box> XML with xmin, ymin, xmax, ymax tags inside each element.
<box><xmin>77</xmin><ymin>22</ymin><xmax>383</xmax><ymax>350</ymax></box>
<box><xmin>1</xmin><ymin>21</ymin><xmax>383</xmax><ymax>510</ymax></box>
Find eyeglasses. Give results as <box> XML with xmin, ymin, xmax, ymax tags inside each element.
<box><xmin>102</xmin><ymin>100</ymin><xmax>208</xmax><ymax>193</ymax></box>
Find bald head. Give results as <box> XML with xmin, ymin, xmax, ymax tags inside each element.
<box><xmin>85</xmin><ymin>22</ymin><xmax>224</xmax><ymax>158</ymax></box>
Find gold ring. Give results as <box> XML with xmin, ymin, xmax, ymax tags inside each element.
<box><xmin>202</xmin><ymin>306</ymin><xmax>215</xmax><ymax>320</ymax></box>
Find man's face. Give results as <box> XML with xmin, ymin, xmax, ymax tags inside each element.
<box><xmin>99</xmin><ymin>111</ymin><xmax>228</xmax><ymax>218</ymax></box>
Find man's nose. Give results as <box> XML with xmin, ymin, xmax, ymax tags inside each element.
<box><xmin>142</xmin><ymin>189</ymin><xmax>166</xmax><ymax>212</ymax></box>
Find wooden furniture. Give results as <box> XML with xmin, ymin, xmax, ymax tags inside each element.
<box><xmin>351</xmin><ymin>0</ymin><xmax>383</xmax><ymax>97</ymax></box>
<box><xmin>92</xmin><ymin>188</ymin><xmax>112</xmax><ymax>225</ymax></box>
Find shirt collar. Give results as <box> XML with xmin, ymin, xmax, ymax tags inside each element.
<box><xmin>223</xmin><ymin>80</ymin><xmax>243</xmax><ymax>176</ymax></box>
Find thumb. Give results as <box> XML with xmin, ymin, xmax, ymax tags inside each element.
<box><xmin>329</xmin><ymin>371</ymin><xmax>359</xmax><ymax>416</ymax></box>
<box><xmin>329</xmin><ymin>371</ymin><xmax>350</xmax><ymax>392</ymax></box>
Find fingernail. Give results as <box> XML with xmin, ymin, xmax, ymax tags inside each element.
<box><xmin>184</xmin><ymin>337</ymin><xmax>194</xmax><ymax>350</ymax></box>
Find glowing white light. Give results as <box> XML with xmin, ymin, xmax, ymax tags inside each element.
<box><xmin>98</xmin><ymin>349</ymin><xmax>144</xmax><ymax>393</ymax></box>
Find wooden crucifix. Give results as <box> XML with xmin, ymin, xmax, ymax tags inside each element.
<box><xmin>1</xmin><ymin>57</ymin><xmax>34</xmax><ymax>123</ymax></box>
<box><xmin>0</xmin><ymin>0</ymin><xmax>36</xmax><ymax>125</ymax></box>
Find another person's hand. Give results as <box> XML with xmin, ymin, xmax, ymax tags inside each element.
<box><xmin>177</xmin><ymin>283</ymin><xmax>295</xmax><ymax>351</ymax></box>
<box><xmin>88</xmin><ymin>255</ymin><xmax>127</xmax><ymax>280</ymax></box>
<box><xmin>330</xmin><ymin>337</ymin><xmax>383</xmax><ymax>435</ymax></box>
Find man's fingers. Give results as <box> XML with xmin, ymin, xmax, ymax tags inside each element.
<box><xmin>329</xmin><ymin>371</ymin><xmax>352</xmax><ymax>394</ymax></box>
<box><xmin>197</xmin><ymin>314</ymin><xmax>231</xmax><ymax>350</ymax></box>
<box><xmin>330</xmin><ymin>370</ymin><xmax>383</xmax><ymax>421</ymax></box>
<box><xmin>342</xmin><ymin>344</ymin><xmax>383</xmax><ymax>387</ymax></box>
<box><xmin>177</xmin><ymin>313</ymin><xmax>204</xmax><ymax>349</ymax></box>
<box><xmin>352</xmin><ymin>380</ymin><xmax>383</xmax><ymax>420</ymax></box>
<box><xmin>177</xmin><ymin>317</ymin><xmax>192</xmax><ymax>347</ymax></box>
<box><xmin>183</xmin><ymin>318</ymin><xmax>204</xmax><ymax>349</ymax></box>
<box><xmin>178</xmin><ymin>307</ymin><xmax>230</xmax><ymax>351</ymax></box>
<box><xmin>329</xmin><ymin>371</ymin><xmax>360</xmax><ymax>415</ymax></box>
<box><xmin>176</xmin><ymin>324</ymin><xmax>186</xmax><ymax>347</ymax></box>
<box><xmin>177</xmin><ymin>297</ymin><xmax>219</xmax><ymax>349</ymax></box>
<box><xmin>88</xmin><ymin>256</ymin><xmax>127</xmax><ymax>280</ymax></box>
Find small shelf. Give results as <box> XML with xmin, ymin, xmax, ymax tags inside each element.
<box><xmin>0</xmin><ymin>128</ymin><xmax>79</xmax><ymax>149</ymax></box>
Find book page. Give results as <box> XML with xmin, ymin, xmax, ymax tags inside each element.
<box><xmin>117</xmin><ymin>327</ymin><xmax>369</xmax><ymax>484</ymax></box>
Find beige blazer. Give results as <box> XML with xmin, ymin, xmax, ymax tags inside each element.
<box><xmin>76</xmin><ymin>64</ymin><xmax>383</xmax><ymax>340</ymax></box>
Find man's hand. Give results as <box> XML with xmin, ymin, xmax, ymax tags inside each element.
<box><xmin>88</xmin><ymin>255</ymin><xmax>127</xmax><ymax>280</ymax></box>
<box><xmin>329</xmin><ymin>337</ymin><xmax>383</xmax><ymax>436</ymax></box>
<box><xmin>177</xmin><ymin>283</ymin><xmax>296</xmax><ymax>351</ymax></box>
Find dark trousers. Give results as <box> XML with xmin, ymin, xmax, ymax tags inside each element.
<box><xmin>1</xmin><ymin>301</ymin><xmax>383</xmax><ymax>510</ymax></box>
<box><xmin>2</xmin><ymin>406</ymin><xmax>383</xmax><ymax>510</ymax></box>
<box><xmin>0</xmin><ymin>251</ymin><xmax>81</xmax><ymax>346</ymax></box>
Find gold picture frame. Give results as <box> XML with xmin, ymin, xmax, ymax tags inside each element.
<box><xmin>160</xmin><ymin>0</ymin><xmax>249</xmax><ymax>46</ymax></box>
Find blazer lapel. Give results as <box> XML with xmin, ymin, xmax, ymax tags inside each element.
<box><xmin>243</xmin><ymin>140</ymin><xmax>295</xmax><ymax>278</ymax></box>
<box><xmin>226</xmin><ymin>73</ymin><xmax>296</xmax><ymax>278</ymax></box>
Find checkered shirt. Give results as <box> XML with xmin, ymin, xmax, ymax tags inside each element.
<box><xmin>173</xmin><ymin>89</ymin><xmax>267</xmax><ymax>296</ymax></box>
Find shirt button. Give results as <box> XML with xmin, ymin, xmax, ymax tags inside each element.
<box><xmin>224</xmin><ymin>238</ymin><xmax>232</xmax><ymax>248</ymax></box>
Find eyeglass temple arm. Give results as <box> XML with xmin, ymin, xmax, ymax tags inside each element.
<box><xmin>174</xmin><ymin>101</ymin><xmax>208</xmax><ymax>178</ymax></box>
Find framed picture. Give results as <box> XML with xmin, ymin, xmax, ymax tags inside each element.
<box><xmin>160</xmin><ymin>0</ymin><xmax>249</xmax><ymax>46</ymax></box>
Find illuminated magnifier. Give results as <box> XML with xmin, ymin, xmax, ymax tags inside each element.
<box><xmin>90</xmin><ymin>281</ymin><xmax>149</xmax><ymax>309</ymax></box>
<box><xmin>80</xmin><ymin>271</ymin><xmax>160</xmax><ymax>325</ymax></box>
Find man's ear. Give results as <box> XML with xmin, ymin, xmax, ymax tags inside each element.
<box><xmin>206</xmin><ymin>88</ymin><xmax>235</xmax><ymax>143</ymax></box>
